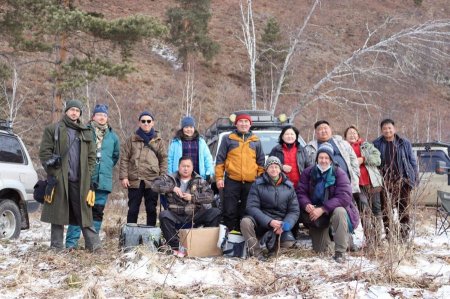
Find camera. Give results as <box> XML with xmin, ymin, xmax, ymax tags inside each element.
<box><xmin>44</xmin><ymin>154</ymin><xmax>61</xmax><ymax>168</ymax></box>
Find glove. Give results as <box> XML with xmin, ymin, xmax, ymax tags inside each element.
<box><xmin>86</xmin><ymin>190</ymin><xmax>95</xmax><ymax>207</ymax></box>
<box><xmin>44</xmin><ymin>176</ymin><xmax>57</xmax><ymax>204</ymax></box>
<box><xmin>282</xmin><ymin>221</ymin><xmax>292</xmax><ymax>232</ymax></box>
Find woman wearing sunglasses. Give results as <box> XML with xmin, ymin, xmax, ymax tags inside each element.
<box><xmin>119</xmin><ymin>111</ymin><xmax>168</xmax><ymax>226</ymax></box>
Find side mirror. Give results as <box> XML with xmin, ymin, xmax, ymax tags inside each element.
<box><xmin>436</xmin><ymin>160</ymin><xmax>449</xmax><ymax>175</ymax></box>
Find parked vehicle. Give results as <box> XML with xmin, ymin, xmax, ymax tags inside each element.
<box><xmin>0</xmin><ymin>119</ymin><xmax>38</xmax><ymax>239</ymax></box>
<box><xmin>412</xmin><ymin>142</ymin><xmax>450</xmax><ymax>205</ymax></box>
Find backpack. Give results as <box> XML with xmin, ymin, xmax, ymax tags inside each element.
<box><xmin>119</xmin><ymin>224</ymin><xmax>162</xmax><ymax>252</ymax></box>
<box><xmin>217</xmin><ymin>225</ymin><xmax>248</xmax><ymax>258</ymax></box>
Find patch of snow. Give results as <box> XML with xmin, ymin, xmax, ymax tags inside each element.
<box><xmin>152</xmin><ymin>44</ymin><xmax>182</xmax><ymax>70</ymax></box>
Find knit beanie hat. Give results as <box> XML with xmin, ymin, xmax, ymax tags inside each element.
<box><xmin>181</xmin><ymin>116</ymin><xmax>195</xmax><ymax>128</ymax></box>
<box><xmin>316</xmin><ymin>142</ymin><xmax>334</xmax><ymax>162</ymax></box>
<box><xmin>265</xmin><ymin>156</ymin><xmax>282</xmax><ymax>170</ymax></box>
<box><xmin>65</xmin><ymin>100</ymin><xmax>83</xmax><ymax>115</ymax></box>
<box><xmin>139</xmin><ymin>111</ymin><xmax>155</xmax><ymax>120</ymax></box>
<box><xmin>234</xmin><ymin>113</ymin><xmax>252</xmax><ymax>125</ymax></box>
<box><xmin>93</xmin><ymin>104</ymin><xmax>108</xmax><ymax>116</ymax></box>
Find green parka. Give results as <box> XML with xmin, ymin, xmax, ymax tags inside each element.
<box><xmin>89</xmin><ymin>123</ymin><xmax>120</xmax><ymax>192</ymax></box>
<box><xmin>39</xmin><ymin>117</ymin><xmax>96</xmax><ymax>227</ymax></box>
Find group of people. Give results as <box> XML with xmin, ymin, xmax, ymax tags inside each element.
<box><xmin>39</xmin><ymin>101</ymin><xmax>418</xmax><ymax>263</ymax></box>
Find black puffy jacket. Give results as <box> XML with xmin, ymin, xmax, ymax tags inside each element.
<box><xmin>245</xmin><ymin>172</ymin><xmax>300</xmax><ymax>229</ymax></box>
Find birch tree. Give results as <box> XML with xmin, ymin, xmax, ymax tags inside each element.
<box><xmin>238</xmin><ymin>0</ymin><xmax>257</xmax><ymax>110</ymax></box>
<box><xmin>290</xmin><ymin>19</ymin><xmax>450</xmax><ymax>119</ymax></box>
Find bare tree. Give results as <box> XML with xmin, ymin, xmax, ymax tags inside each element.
<box><xmin>290</xmin><ymin>19</ymin><xmax>450</xmax><ymax>119</ymax></box>
<box><xmin>182</xmin><ymin>63</ymin><xmax>195</xmax><ymax>116</ymax></box>
<box><xmin>238</xmin><ymin>0</ymin><xmax>257</xmax><ymax>110</ymax></box>
<box><xmin>269</xmin><ymin>0</ymin><xmax>320</xmax><ymax>114</ymax></box>
<box><xmin>0</xmin><ymin>59</ymin><xmax>28</xmax><ymax>126</ymax></box>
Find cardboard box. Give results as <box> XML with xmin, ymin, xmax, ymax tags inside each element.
<box><xmin>178</xmin><ymin>227</ymin><xmax>222</xmax><ymax>257</ymax></box>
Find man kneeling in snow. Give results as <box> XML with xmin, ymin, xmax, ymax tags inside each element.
<box><xmin>151</xmin><ymin>156</ymin><xmax>221</xmax><ymax>253</ymax></box>
<box><xmin>240</xmin><ymin>156</ymin><xmax>300</xmax><ymax>260</ymax></box>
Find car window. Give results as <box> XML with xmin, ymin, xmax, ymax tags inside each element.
<box><xmin>417</xmin><ymin>150</ymin><xmax>450</xmax><ymax>172</ymax></box>
<box><xmin>0</xmin><ymin>135</ymin><xmax>25</xmax><ymax>164</ymax></box>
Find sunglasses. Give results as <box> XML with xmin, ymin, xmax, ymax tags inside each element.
<box><xmin>140</xmin><ymin>119</ymin><xmax>152</xmax><ymax>124</ymax></box>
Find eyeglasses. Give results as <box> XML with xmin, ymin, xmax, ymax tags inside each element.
<box><xmin>141</xmin><ymin>119</ymin><xmax>152</xmax><ymax>124</ymax></box>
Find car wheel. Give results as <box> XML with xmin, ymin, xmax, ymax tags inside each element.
<box><xmin>0</xmin><ymin>199</ymin><xmax>21</xmax><ymax>239</ymax></box>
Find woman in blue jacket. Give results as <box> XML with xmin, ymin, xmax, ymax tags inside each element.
<box><xmin>167</xmin><ymin>116</ymin><xmax>213</xmax><ymax>180</ymax></box>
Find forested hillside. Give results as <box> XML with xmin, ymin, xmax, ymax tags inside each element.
<box><xmin>1</xmin><ymin>0</ymin><xmax>449</xmax><ymax>165</ymax></box>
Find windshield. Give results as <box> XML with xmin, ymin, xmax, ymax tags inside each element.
<box><xmin>252</xmin><ymin>131</ymin><xmax>306</xmax><ymax>155</ymax></box>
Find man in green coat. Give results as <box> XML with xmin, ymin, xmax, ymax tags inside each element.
<box><xmin>65</xmin><ymin>104</ymin><xmax>120</xmax><ymax>248</ymax></box>
<box><xmin>39</xmin><ymin>100</ymin><xmax>100</xmax><ymax>252</ymax></box>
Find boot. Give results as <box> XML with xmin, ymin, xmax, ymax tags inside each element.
<box><xmin>94</xmin><ymin>220</ymin><xmax>102</xmax><ymax>234</ymax></box>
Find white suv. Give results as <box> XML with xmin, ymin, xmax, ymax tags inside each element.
<box><xmin>0</xmin><ymin>120</ymin><xmax>38</xmax><ymax>239</ymax></box>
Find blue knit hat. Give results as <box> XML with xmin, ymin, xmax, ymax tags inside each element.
<box><xmin>139</xmin><ymin>111</ymin><xmax>155</xmax><ymax>120</ymax></box>
<box><xmin>316</xmin><ymin>142</ymin><xmax>334</xmax><ymax>162</ymax></box>
<box><xmin>93</xmin><ymin>104</ymin><xmax>108</xmax><ymax>116</ymax></box>
<box><xmin>181</xmin><ymin>116</ymin><xmax>195</xmax><ymax>128</ymax></box>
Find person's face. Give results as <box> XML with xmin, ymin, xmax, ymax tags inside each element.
<box><xmin>317</xmin><ymin>152</ymin><xmax>332</xmax><ymax>168</ymax></box>
<box><xmin>235</xmin><ymin>119</ymin><xmax>251</xmax><ymax>134</ymax></box>
<box><xmin>345</xmin><ymin>128</ymin><xmax>359</xmax><ymax>144</ymax></box>
<box><xmin>178</xmin><ymin>159</ymin><xmax>194</xmax><ymax>178</ymax></box>
<box><xmin>267</xmin><ymin>163</ymin><xmax>281</xmax><ymax>178</ymax></box>
<box><xmin>66</xmin><ymin>107</ymin><xmax>81</xmax><ymax>122</ymax></box>
<box><xmin>139</xmin><ymin>116</ymin><xmax>154</xmax><ymax>133</ymax></box>
<box><xmin>382</xmin><ymin>123</ymin><xmax>396</xmax><ymax>141</ymax></box>
<box><xmin>92</xmin><ymin>113</ymin><xmax>108</xmax><ymax>126</ymax></box>
<box><xmin>282</xmin><ymin>128</ymin><xmax>297</xmax><ymax>145</ymax></box>
<box><xmin>315</xmin><ymin>124</ymin><xmax>332</xmax><ymax>142</ymax></box>
<box><xmin>183</xmin><ymin>126</ymin><xmax>195</xmax><ymax>137</ymax></box>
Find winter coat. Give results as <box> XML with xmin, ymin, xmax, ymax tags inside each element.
<box><xmin>269</xmin><ymin>143</ymin><xmax>311</xmax><ymax>179</ymax></box>
<box><xmin>373</xmin><ymin>134</ymin><xmax>418</xmax><ymax>187</ymax></box>
<box><xmin>296</xmin><ymin>165</ymin><xmax>360</xmax><ymax>230</ymax></box>
<box><xmin>305</xmin><ymin>135</ymin><xmax>361</xmax><ymax>193</ymax></box>
<box><xmin>90</xmin><ymin>124</ymin><xmax>120</xmax><ymax>192</ymax></box>
<box><xmin>150</xmin><ymin>172</ymin><xmax>213</xmax><ymax>216</ymax></box>
<box><xmin>359</xmin><ymin>141</ymin><xmax>383</xmax><ymax>188</ymax></box>
<box><xmin>119</xmin><ymin>131</ymin><xmax>168</xmax><ymax>188</ymax></box>
<box><xmin>245</xmin><ymin>172</ymin><xmax>300</xmax><ymax>230</ymax></box>
<box><xmin>167</xmin><ymin>135</ymin><xmax>213</xmax><ymax>179</ymax></box>
<box><xmin>215</xmin><ymin>130</ymin><xmax>265</xmax><ymax>182</ymax></box>
<box><xmin>39</xmin><ymin>119</ymin><xmax>96</xmax><ymax>227</ymax></box>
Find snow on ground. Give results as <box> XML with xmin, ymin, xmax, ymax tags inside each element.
<box><xmin>0</xmin><ymin>209</ymin><xmax>449</xmax><ymax>298</ymax></box>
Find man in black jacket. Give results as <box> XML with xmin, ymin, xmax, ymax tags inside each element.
<box><xmin>151</xmin><ymin>156</ymin><xmax>221</xmax><ymax>251</ymax></box>
<box><xmin>240</xmin><ymin>156</ymin><xmax>300</xmax><ymax>259</ymax></box>
<box><xmin>373</xmin><ymin>118</ymin><xmax>418</xmax><ymax>240</ymax></box>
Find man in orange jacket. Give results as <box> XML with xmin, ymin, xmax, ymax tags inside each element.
<box><xmin>215</xmin><ymin>113</ymin><xmax>265</xmax><ymax>232</ymax></box>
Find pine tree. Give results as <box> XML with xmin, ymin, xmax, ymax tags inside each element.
<box><xmin>166</xmin><ymin>0</ymin><xmax>219</xmax><ymax>68</ymax></box>
<box><xmin>0</xmin><ymin>0</ymin><xmax>167</xmax><ymax>119</ymax></box>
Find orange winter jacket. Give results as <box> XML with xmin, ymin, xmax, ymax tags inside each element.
<box><xmin>215</xmin><ymin>131</ymin><xmax>265</xmax><ymax>182</ymax></box>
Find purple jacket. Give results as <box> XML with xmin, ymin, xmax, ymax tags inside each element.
<box><xmin>296</xmin><ymin>165</ymin><xmax>360</xmax><ymax>229</ymax></box>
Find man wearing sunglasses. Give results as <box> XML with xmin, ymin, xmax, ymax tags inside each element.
<box><xmin>119</xmin><ymin>111</ymin><xmax>168</xmax><ymax>226</ymax></box>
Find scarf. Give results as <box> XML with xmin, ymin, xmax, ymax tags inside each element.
<box><xmin>136</xmin><ymin>127</ymin><xmax>155</xmax><ymax>144</ymax></box>
<box><xmin>311</xmin><ymin>166</ymin><xmax>336</xmax><ymax>206</ymax></box>
<box><xmin>91</xmin><ymin>121</ymin><xmax>108</xmax><ymax>150</ymax></box>
<box><xmin>62</xmin><ymin>115</ymin><xmax>87</xmax><ymax>131</ymax></box>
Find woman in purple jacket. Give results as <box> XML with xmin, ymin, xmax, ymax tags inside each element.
<box><xmin>296</xmin><ymin>142</ymin><xmax>359</xmax><ymax>263</ymax></box>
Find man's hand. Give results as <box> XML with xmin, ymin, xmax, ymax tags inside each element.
<box><xmin>310</xmin><ymin>207</ymin><xmax>325</xmax><ymax>221</ymax></box>
<box><xmin>173</xmin><ymin>186</ymin><xmax>184</xmax><ymax>197</ymax></box>
<box><xmin>216</xmin><ymin>179</ymin><xmax>224</xmax><ymax>189</ymax></box>
<box><xmin>270</xmin><ymin>219</ymin><xmax>283</xmax><ymax>234</ymax></box>
<box><xmin>305</xmin><ymin>204</ymin><xmax>315</xmax><ymax>213</ymax></box>
<box><xmin>121</xmin><ymin>179</ymin><xmax>130</xmax><ymax>188</ymax></box>
<box><xmin>282</xmin><ymin>164</ymin><xmax>292</xmax><ymax>173</ymax></box>
<box><xmin>181</xmin><ymin>193</ymin><xmax>192</xmax><ymax>202</ymax></box>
